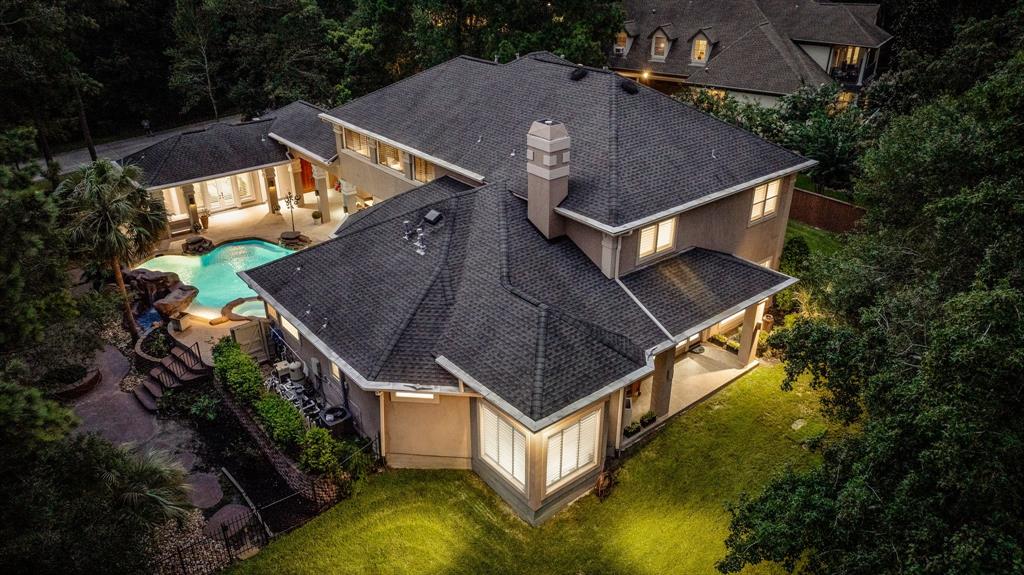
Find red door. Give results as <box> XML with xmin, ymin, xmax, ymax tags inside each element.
<box><xmin>299</xmin><ymin>159</ymin><xmax>315</xmax><ymax>192</ymax></box>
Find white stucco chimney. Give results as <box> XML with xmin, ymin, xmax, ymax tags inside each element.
<box><xmin>526</xmin><ymin>119</ymin><xmax>570</xmax><ymax>239</ymax></box>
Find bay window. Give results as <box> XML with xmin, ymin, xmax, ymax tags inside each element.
<box><xmin>750</xmin><ymin>179</ymin><xmax>781</xmax><ymax>223</ymax></box>
<box><xmin>546</xmin><ymin>410</ymin><xmax>600</xmax><ymax>489</ymax></box>
<box><xmin>638</xmin><ymin>217</ymin><xmax>676</xmax><ymax>260</ymax></box>
<box><xmin>479</xmin><ymin>403</ymin><xmax>526</xmax><ymax>490</ymax></box>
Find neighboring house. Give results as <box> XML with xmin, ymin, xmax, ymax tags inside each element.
<box><xmin>237</xmin><ymin>52</ymin><xmax>814</xmax><ymax>524</ymax></box>
<box><xmin>610</xmin><ymin>0</ymin><xmax>892</xmax><ymax>106</ymax></box>
<box><xmin>123</xmin><ymin>101</ymin><xmax>360</xmax><ymax>236</ymax></box>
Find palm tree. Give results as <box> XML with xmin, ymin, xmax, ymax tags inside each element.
<box><xmin>56</xmin><ymin>159</ymin><xmax>167</xmax><ymax>337</ymax></box>
<box><xmin>102</xmin><ymin>447</ymin><xmax>193</xmax><ymax>525</ymax></box>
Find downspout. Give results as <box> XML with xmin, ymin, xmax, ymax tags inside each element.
<box><xmin>377</xmin><ymin>392</ymin><xmax>387</xmax><ymax>459</ymax></box>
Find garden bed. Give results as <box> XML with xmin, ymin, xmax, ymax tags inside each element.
<box><xmin>43</xmin><ymin>365</ymin><xmax>101</xmax><ymax>400</ymax></box>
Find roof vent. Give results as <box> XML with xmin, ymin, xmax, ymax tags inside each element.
<box><xmin>619</xmin><ymin>79</ymin><xmax>639</xmax><ymax>94</ymax></box>
<box><xmin>570</xmin><ymin>67</ymin><xmax>588</xmax><ymax>81</ymax></box>
<box><xmin>424</xmin><ymin>209</ymin><xmax>443</xmax><ymax>225</ymax></box>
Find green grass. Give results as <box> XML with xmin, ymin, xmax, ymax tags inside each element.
<box><xmin>786</xmin><ymin>220</ymin><xmax>841</xmax><ymax>257</ymax></box>
<box><xmin>233</xmin><ymin>365</ymin><xmax>825</xmax><ymax>575</ymax></box>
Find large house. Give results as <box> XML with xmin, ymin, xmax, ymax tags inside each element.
<box><xmin>610</xmin><ymin>0</ymin><xmax>892</xmax><ymax>106</ymax></box>
<box><xmin>227</xmin><ymin>52</ymin><xmax>814</xmax><ymax>524</ymax></box>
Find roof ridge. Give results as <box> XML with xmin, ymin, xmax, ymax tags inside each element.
<box><xmin>145</xmin><ymin>134</ymin><xmax>182</xmax><ymax>186</ymax></box>
<box><xmin>332</xmin><ymin>177</ymin><xmax>479</xmax><ymax>239</ymax></box>
<box><xmin>368</xmin><ymin>195</ymin><xmax>459</xmax><ymax>379</ymax></box>
<box><xmin>841</xmin><ymin>3</ymin><xmax>874</xmax><ymax>42</ymax></box>
<box><xmin>607</xmin><ymin>72</ymin><xmax>622</xmax><ymax>225</ymax></box>
<box><xmin>530</xmin><ymin>305</ymin><xmax>549</xmax><ymax>418</ymax></box>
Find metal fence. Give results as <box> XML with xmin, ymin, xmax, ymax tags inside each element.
<box><xmin>152</xmin><ymin>436</ymin><xmax>380</xmax><ymax>575</ymax></box>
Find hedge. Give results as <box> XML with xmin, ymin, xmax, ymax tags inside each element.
<box><xmin>255</xmin><ymin>394</ymin><xmax>306</xmax><ymax>450</ymax></box>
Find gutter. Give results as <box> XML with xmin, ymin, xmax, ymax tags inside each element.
<box><xmin>144</xmin><ymin>160</ymin><xmax>291</xmax><ymax>191</ymax></box>
<box><xmin>554</xmin><ymin>160</ymin><xmax>818</xmax><ymax>235</ymax></box>
<box><xmin>317</xmin><ymin>114</ymin><xmax>487</xmax><ymax>183</ymax></box>
<box><xmin>267</xmin><ymin>133</ymin><xmax>336</xmax><ymax>165</ymax></box>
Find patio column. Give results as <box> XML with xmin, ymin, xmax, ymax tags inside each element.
<box><xmin>738</xmin><ymin>300</ymin><xmax>767</xmax><ymax>365</ymax></box>
<box><xmin>182</xmin><ymin>183</ymin><xmax>200</xmax><ymax>232</ymax></box>
<box><xmin>651</xmin><ymin>348</ymin><xmax>675</xmax><ymax>418</ymax></box>
<box><xmin>340</xmin><ymin>180</ymin><xmax>358</xmax><ymax>214</ymax></box>
<box><xmin>289</xmin><ymin>159</ymin><xmax>305</xmax><ymax>206</ymax></box>
<box><xmin>312</xmin><ymin>165</ymin><xmax>331</xmax><ymax>223</ymax></box>
<box><xmin>263</xmin><ymin>167</ymin><xmax>280</xmax><ymax>214</ymax></box>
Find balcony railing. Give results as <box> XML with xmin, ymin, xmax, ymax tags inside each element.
<box><xmin>830</xmin><ymin>64</ymin><xmax>862</xmax><ymax>85</ymax></box>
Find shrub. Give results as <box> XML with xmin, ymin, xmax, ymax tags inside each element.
<box><xmin>255</xmin><ymin>395</ymin><xmax>305</xmax><ymax>450</ymax></box>
<box><xmin>189</xmin><ymin>393</ymin><xmax>220</xmax><ymax>421</ymax></box>
<box><xmin>624</xmin><ymin>421</ymin><xmax>642</xmax><ymax>437</ymax></box>
<box><xmin>212</xmin><ymin>337</ymin><xmax>263</xmax><ymax>404</ymax></box>
<box><xmin>639</xmin><ymin>410</ymin><xmax>657</xmax><ymax>426</ymax></box>
<box><xmin>780</xmin><ymin>235</ymin><xmax>810</xmax><ymax>276</ymax></box>
<box><xmin>298</xmin><ymin>427</ymin><xmax>343</xmax><ymax>477</ymax></box>
<box><xmin>338</xmin><ymin>439</ymin><xmax>376</xmax><ymax>480</ymax></box>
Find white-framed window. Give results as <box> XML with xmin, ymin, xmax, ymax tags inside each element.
<box><xmin>413</xmin><ymin>156</ymin><xmax>435</xmax><ymax>183</ymax></box>
<box><xmin>266</xmin><ymin>303</ymin><xmax>278</xmax><ymax>321</ymax></box>
<box><xmin>280</xmin><ymin>316</ymin><xmax>300</xmax><ymax>343</ymax></box>
<box><xmin>692</xmin><ymin>37</ymin><xmax>709</xmax><ymax>63</ymax></box>
<box><xmin>344</xmin><ymin>128</ymin><xmax>370</xmax><ymax>158</ymax></box>
<box><xmin>638</xmin><ymin>217</ymin><xmax>676</xmax><ymax>260</ymax></box>
<box><xmin>651</xmin><ymin>34</ymin><xmax>668</xmax><ymax>59</ymax></box>
<box><xmin>330</xmin><ymin>361</ymin><xmax>341</xmax><ymax>381</ymax></box>
<box><xmin>750</xmin><ymin>179</ymin><xmax>781</xmax><ymax>223</ymax></box>
<box><xmin>614</xmin><ymin>32</ymin><xmax>628</xmax><ymax>54</ymax></box>
<box><xmin>235</xmin><ymin>172</ymin><xmax>255</xmax><ymax>202</ymax></box>
<box><xmin>393</xmin><ymin>391</ymin><xmax>438</xmax><ymax>403</ymax></box>
<box><xmin>546</xmin><ymin>409</ymin><xmax>600</xmax><ymax>489</ymax></box>
<box><xmin>479</xmin><ymin>403</ymin><xmax>527</xmax><ymax>490</ymax></box>
<box><xmin>377</xmin><ymin>142</ymin><xmax>404</xmax><ymax>172</ymax></box>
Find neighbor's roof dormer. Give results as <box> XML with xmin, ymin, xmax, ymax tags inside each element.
<box><xmin>649</xmin><ymin>24</ymin><xmax>678</xmax><ymax>62</ymax></box>
<box><xmin>689</xmin><ymin>27</ymin><xmax>716</xmax><ymax>65</ymax></box>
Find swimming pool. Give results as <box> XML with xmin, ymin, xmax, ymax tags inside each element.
<box><xmin>136</xmin><ymin>239</ymin><xmax>291</xmax><ymax>318</ymax></box>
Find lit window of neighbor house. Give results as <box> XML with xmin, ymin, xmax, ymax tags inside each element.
<box><xmin>750</xmin><ymin>179</ymin><xmax>781</xmax><ymax>223</ymax></box>
<box><xmin>344</xmin><ymin>128</ymin><xmax>371</xmax><ymax>158</ymax></box>
<box><xmin>652</xmin><ymin>34</ymin><xmax>668</xmax><ymax>59</ymax></box>
<box><xmin>413</xmin><ymin>156</ymin><xmax>435</xmax><ymax>183</ymax></box>
<box><xmin>330</xmin><ymin>361</ymin><xmax>341</xmax><ymax>381</ymax></box>
<box><xmin>638</xmin><ymin>217</ymin><xmax>676</xmax><ymax>260</ymax></box>
<box><xmin>614</xmin><ymin>32</ymin><xmax>628</xmax><ymax>54</ymax></box>
<box><xmin>479</xmin><ymin>403</ymin><xmax>526</xmax><ymax>490</ymax></box>
<box><xmin>377</xmin><ymin>142</ymin><xmax>404</xmax><ymax>172</ymax></box>
<box><xmin>692</xmin><ymin>37</ymin><xmax>709</xmax><ymax>63</ymax></box>
<box><xmin>546</xmin><ymin>409</ymin><xmax>600</xmax><ymax>489</ymax></box>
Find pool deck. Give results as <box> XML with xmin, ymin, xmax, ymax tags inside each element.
<box><xmin>155</xmin><ymin>195</ymin><xmax>349</xmax><ymax>256</ymax></box>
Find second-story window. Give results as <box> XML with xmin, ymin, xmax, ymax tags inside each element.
<box><xmin>344</xmin><ymin>128</ymin><xmax>370</xmax><ymax>158</ymax></box>
<box><xmin>638</xmin><ymin>217</ymin><xmax>675</xmax><ymax>260</ymax></box>
<box><xmin>614</xmin><ymin>32</ymin><xmax>628</xmax><ymax>54</ymax></box>
<box><xmin>413</xmin><ymin>156</ymin><xmax>435</xmax><ymax>183</ymax></box>
<box><xmin>692</xmin><ymin>37</ymin><xmax>709</xmax><ymax>63</ymax></box>
<box><xmin>750</xmin><ymin>179</ymin><xmax>781</xmax><ymax>223</ymax></box>
<box><xmin>377</xmin><ymin>142</ymin><xmax>403</xmax><ymax>172</ymax></box>
<box><xmin>652</xmin><ymin>35</ymin><xmax>667</xmax><ymax>59</ymax></box>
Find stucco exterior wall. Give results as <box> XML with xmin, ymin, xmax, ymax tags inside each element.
<box><xmin>799</xmin><ymin>43</ymin><xmax>833</xmax><ymax>72</ymax></box>
<box><xmin>564</xmin><ymin>217</ymin><xmax>611</xmax><ymax>274</ymax></box>
<box><xmin>384</xmin><ymin>393</ymin><xmax>472</xmax><ymax>469</ymax></box>
<box><xmin>728</xmin><ymin>90</ymin><xmax>782</xmax><ymax>108</ymax></box>
<box><xmin>618</xmin><ymin>175</ymin><xmax>795</xmax><ymax>276</ymax></box>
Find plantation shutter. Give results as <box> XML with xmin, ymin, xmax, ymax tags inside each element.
<box><xmin>546</xmin><ymin>432</ymin><xmax>562</xmax><ymax>485</ymax></box>
<box><xmin>482</xmin><ymin>405</ymin><xmax>498</xmax><ymax>462</ymax></box>
<box><xmin>656</xmin><ymin>219</ymin><xmax>675</xmax><ymax>252</ymax></box>
<box><xmin>578</xmin><ymin>412</ymin><xmax>598</xmax><ymax>468</ymax></box>
<box><xmin>546</xmin><ymin>410</ymin><xmax>600</xmax><ymax>487</ymax></box>
<box><xmin>513</xmin><ymin>428</ymin><xmax>526</xmax><ymax>485</ymax></box>
<box><xmin>480</xmin><ymin>404</ymin><xmax>527</xmax><ymax>489</ymax></box>
<box><xmin>638</xmin><ymin>225</ymin><xmax>657</xmax><ymax>258</ymax></box>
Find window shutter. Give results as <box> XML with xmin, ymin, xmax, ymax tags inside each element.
<box><xmin>513</xmin><ymin>428</ymin><xmax>526</xmax><ymax>485</ymax></box>
<box><xmin>482</xmin><ymin>406</ymin><xmax>498</xmax><ymax>461</ymax></box>
<box><xmin>546</xmin><ymin>434</ymin><xmax>563</xmax><ymax>485</ymax></box>
<box><xmin>639</xmin><ymin>225</ymin><xmax>657</xmax><ymax>257</ymax></box>
<box><xmin>578</xmin><ymin>412</ymin><xmax>598</xmax><ymax>467</ymax></box>
<box><xmin>560</xmin><ymin>423</ymin><xmax>580</xmax><ymax>475</ymax></box>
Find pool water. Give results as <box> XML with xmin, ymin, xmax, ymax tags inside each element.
<box><xmin>136</xmin><ymin>240</ymin><xmax>291</xmax><ymax>318</ymax></box>
<box><xmin>233</xmin><ymin>300</ymin><xmax>269</xmax><ymax>318</ymax></box>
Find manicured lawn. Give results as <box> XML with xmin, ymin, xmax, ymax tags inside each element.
<box><xmin>233</xmin><ymin>364</ymin><xmax>825</xmax><ymax>575</ymax></box>
<box><xmin>786</xmin><ymin>220</ymin><xmax>841</xmax><ymax>257</ymax></box>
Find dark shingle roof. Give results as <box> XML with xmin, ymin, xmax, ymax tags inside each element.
<box><xmin>124</xmin><ymin>121</ymin><xmax>287</xmax><ymax>188</ymax></box>
<box><xmin>622</xmin><ymin>249</ymin><xmax>796</xmax><ymax>337</ymax></box>
<box><xmin>326</xmin><ymin>52</ymin><xmax>808</xmax><ymax>228</ymax></box>
<box><xmin>123</xmin><ymin>101</ymin><xmax>336</xmax><ymax>188</ymax></box>
<box><xmin>611</xmin><ymin>0</ymin><xmax>891</xmax><ymax>94</ymax></box>
<box><xmin>244</xmin><ymin>178</ymin><xmax>795</xmax><ymax>428</ymax></box>
<box><xmin>265</xmin><ymin>101</ymin><xmax>338</xmax><ymax>163</ymax></box>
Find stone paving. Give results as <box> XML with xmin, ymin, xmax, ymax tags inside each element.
<box><xmin>71</xmin><ymin>345</ymin><xmax>224</xmax><ymax>510</ymax></box>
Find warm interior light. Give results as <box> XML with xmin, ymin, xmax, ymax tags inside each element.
<box><xmin>395</xmin><ymin>391</ymin><xmax>436</xmax><ymax>400</ymax></box>
<box><xmin>641</xmin><ymin>70</ymin><xmax>650</xmax><ymax>80</ymax></box>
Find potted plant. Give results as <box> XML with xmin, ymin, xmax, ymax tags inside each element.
<box><xmin>623</xmin><ymin>421</ymin><xmax>642</xmax><ymax>438</ymax></box>
<box><xmin>312</xmin><ymin>210</ymin><xmax>322</xmax><ymax>224</ymax></box>
<box><xmin>198</xmin><ymin>207</ymin><xmax>210</xmax><ymax>229</ymax></box>
<box><xmin>639</xmin><ymin>410</ymin><xmax>657</xmax><ymax>427</ymax></box>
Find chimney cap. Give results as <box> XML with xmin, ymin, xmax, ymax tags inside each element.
<box><xmin>529</xmin><ymin>119</ymin><xmax>569</xmax><ymax>140</ymax></box>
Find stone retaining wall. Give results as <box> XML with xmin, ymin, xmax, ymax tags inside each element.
<box><xmin>215</xmin><ymin>382</ymin><xmax>337</xmax><ymax>506</ymax></box>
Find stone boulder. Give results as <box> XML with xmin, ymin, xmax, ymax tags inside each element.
<box><xmin>125</xmin><ymin>268</ymin><xmax>182</xmax><ymax>306</ymax></box>
<box><xmin>183</xmin><ymin>236</ymin><xmax>215</xmax><ymax>255</ymax></box>
<box><xmin>154</xmin><ymin>284</ymin><xmax>198</xmax><ymax>317</ymax></box>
